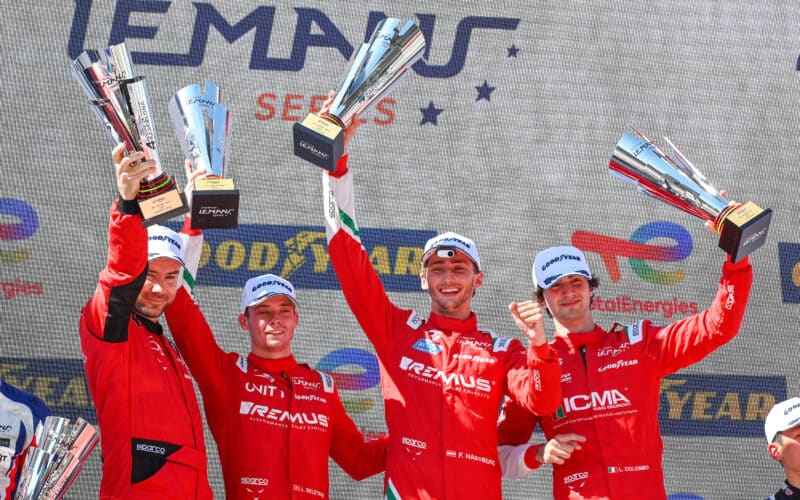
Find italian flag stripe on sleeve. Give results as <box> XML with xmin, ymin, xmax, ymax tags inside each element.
<box><xmin>385</xmin><ymin>478</ymin><xmax>401</xmax><ymax>500</ymax></box>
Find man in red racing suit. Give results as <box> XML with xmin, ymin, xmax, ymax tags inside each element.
<box><xmin>165</xmin><ymin>263</ymin><xmax>388</xmax><ymax>499</ymax></box>
<box><xmin>496</xmin><ymin>244</ymin><xmax>753</xmax><ymax>499</ymax></box>
<box><xmin>78</xmin><ymin>147</ymin><xmax>212</xmax><ymax>499</ymax></box>
<box><xmin>321</xmin><ymin>152</ymin><xmax>562</xmax><ymax>500</ymax></box>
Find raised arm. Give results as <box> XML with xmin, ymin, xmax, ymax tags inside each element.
<box><xmin>323</xmin><ymin>159</ymin><xmax>409</xmax><ymax>359</ymax></box>
<box><xmin>82</xmin><ymin>146</ymin><xmax>155</xmax><ymax>342</ymax></box>
<box><xmin>645</xmin><ymin>255</ymin><xmax>753</xmax><ymax>376</ymax></box>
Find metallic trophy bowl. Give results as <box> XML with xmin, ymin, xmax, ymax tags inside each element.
<box><xmin>169</xmin><ymin>81</ymin><xmax>237</xmax><ymax>229</ymax></box>
<box><xmin>14</xmin><ymin>416</ymin><xmax>99</xmax><ymax>500</ymax></box>
<box><xmin>609</xmin><ymin>126</ymin><xmax>772</xmax><ymax>262</ymax></box>
<box><xmin>292</xmin><ymin>17</ymin><xmax>426</xmax><ymax>172</ymax></box>
<box><xmin>70</xmin><ymin>42</ymin><xmax>188</xmax><ymax>225</ymax></box>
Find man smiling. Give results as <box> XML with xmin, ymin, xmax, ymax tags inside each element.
<box><xmin>79</xmin><ymin>145</ymin><xmax>212</xmax><ymax>499</ymax></box>
<box><xmin>165</xmin><ymin>270</ymin><xmax>388</xmax><ymax>499</ymax></box>
<box><xmin>497</xmin><ymin>244</ymin><xmax>753</xmax><ymax>499</ymax></box>
<box><xmin>319</xmin><ymin>118</ymin><xmax>561</xmax><ymax>499</ymax></box>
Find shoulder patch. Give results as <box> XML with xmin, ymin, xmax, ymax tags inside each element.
<box><xmin>493</xmin><ymin>337</ymin><xmax>514</xmax><ymax>352</ymax></box>
<box><xmin>621</xmin><ymin>320</ymin><xmax>645</xmax><ymax>345</ymax></box>
<box><xmin>236</xmin><ymin>354</ymin><xmax>248</xmax><ymax>373</ymax></box>
<box><xmin>318</xmin><ymin>371</ymin><xmax>335</xmax><ymax>393</ymax></box>
<box><xmin>481</xmin><ymin>328</ymin><xmax>498</xmax><ymax>339</ymax></box>
<box><xmin>407</xmin><ymin>310</ymin><xmax>424</xmax><ymax>330</ymax></box>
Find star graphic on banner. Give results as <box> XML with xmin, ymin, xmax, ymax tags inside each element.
<box><xmin>420</xmin><ymin>101</ymin><xmax>444</xmax><ymax>125</ymax></box>
<box><xmin>475</xmin><ymin>81</ymin><xmax>496</xmax><ymax>101</ymax></box>
<box><xmin>507</xmin><ymin>44</ymin><xmax>520</xmax><ymax>57</ymax></box>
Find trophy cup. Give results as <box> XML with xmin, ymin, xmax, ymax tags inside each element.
<box><xmin>14</xmin><ymin>416</ymin><xmax>99</xmax><ymax>499</ymax></box>
<box><xmin>609</xmin><ymin>126</ymin><xmax>772</xmax><ymax>262</ymax></box>
<box><xmin>69</xmin><ymin>42</ymin><xmax>189</xmax><ymax>226</ymax></box>
<box><xmin>169</xmin><ymin>80</ymin><xmax>237</xmax><ymax>229</ymax></box>
<box><xmin>293</xmin><ymin>17</ymin><xmax>426</xmax><ymax>172</ymax></box>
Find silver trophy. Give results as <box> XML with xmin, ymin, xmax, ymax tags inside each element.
<box><xmin>169</xmin><ymin>81</ymin><xmax>237</xmax><ymax>229</ymax></box>
<box><xmin>293</xmin><ymin>17</ymin><xmax>426</xmax><ymax>172</ymax></box>
<box><xmin>14</xmin><ymin>416</ymin><xmax>99</xmax><ymax>500</ymax></box>
<box><xmin>70</xmin><ymin>42</ymin><xmax>188</xmax><ymax>225</ymax></box>
<box><xmin>609</xmin><ymin>126</ymin><xmax>772</xmax><ymax>262</ymax></box>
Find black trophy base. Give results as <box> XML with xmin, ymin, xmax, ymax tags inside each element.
<box><xmin>718</xmin><ymin>201</ymin><xmax>773</xmax><ymax>263</ymax></box>
<box><xmin>138</xmin><ymin>189</ymin><xmax>189</xmax><ymax>227</ymax></box>
<box><xmin>191</xmin><ymin>185</ymin><xmax>240</xmax><ymax>229</ymax></box>
<box><xmin>292</xmin><ymin>113</ymin><xmax>344</xmax><ymax>173</ymax></box>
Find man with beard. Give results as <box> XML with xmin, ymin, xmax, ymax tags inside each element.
<box><xmin>78</xmin><ymin>145</ymin><xmax>212</xmax><ymax>499</ymax></box>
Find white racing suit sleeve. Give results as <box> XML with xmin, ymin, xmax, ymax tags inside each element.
<box><xmin>498</xmin><ymin>444</ymin><xmax>538</xmax><ymax>479</ymax></box>
<box><xmin>323</xmin><ymin>169</ymin><xmax>361</xmax><ymax>244</ymax></box>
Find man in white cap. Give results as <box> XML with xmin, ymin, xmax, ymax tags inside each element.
<box><xmin>319</xmin><ymin>117</ymin><xmax>561</xmax><ymax>500</ymax></box>
<box><xmin>79</xmin><ymin>145</ymin><xmax>212</xmax><ymax>499</ymax></box>
<box><xmin>164</xmin><ymin>268</ymin><xmax>388</xmax><ymax>499</ymax></box>
<box><xmin>496</xmin><ymin>243</ymin><xmax>753</xmax><ymax>499</ymax></box>
<box><xmin>764</xmin><ymin>397</ymin><xmax>800</xmax><ymax>499</ymax></box>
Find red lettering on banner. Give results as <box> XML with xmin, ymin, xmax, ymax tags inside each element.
<box><xmin>2</xmin><ymin>278</ymin><xmax>44</xmax><ymax>300</ymax></box>
<box><xmin>254</xmin><ymin>93</ymin><xmax>395</xmax><ymax>126</ymax></box>
<box><xmin>282</xmin><ymin>94</ymin><xmax>305</xmax><ymax>121</ymax></box>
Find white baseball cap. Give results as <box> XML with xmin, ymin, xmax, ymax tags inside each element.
<box><xmin>532</xmin><ymin>246</ymin><xmax>592</xmax><ymax>289</ymax></box>
<box><xmin>421</xmin><ymin>232</ymin><xmax>481</xmax><ymax>271</ymax></box>
<box><xmin>147</xmin><ymin>225</ymin><xmax>185</xmax><ymax>267</ymax></box>
<box><xmin>764</xmin><ymin>397</ymin><xmax>800</xmax><ymax>443</ymax></box>
<box><xmin>241</xmin><ymin>274</ymin><xmax>298</xmax><ymax>314</ymax></box>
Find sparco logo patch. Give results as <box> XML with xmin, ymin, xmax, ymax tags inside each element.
<box><xmin>401</xmin><ymin>436</ymin><xmax>427</xmax><ymax>449</ymax></box>
<box><xmin>564</xmin><ymin>471</ymin><xmax>589</xmax><ymax>484</ymax></box>
<box><xmin>241</xmin><ymin>477</ymin><xmax>269</xmax><ymax>486</ymax></box>
<box><xmin>136</xmin><ymin>443</ymin><xmax>166</xmax><ymax>455</ymax></box>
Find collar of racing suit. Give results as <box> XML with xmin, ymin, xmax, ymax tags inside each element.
<box><xmin>247</xmin><ymin>353</ymin><xmax>298</xmax><ymax>374</ymax></box>
<box><xmin>132</xmin><ymin>312</ymin><xmax>164</xmax><ymax>335</ymax></box>
<box><xmin>426</xmin><ymin>311</ymin><xmax>478</xmax><ymax>334</ymax></box>
<box><xmin>554</xmin><ymin>325</ymin><xmax>605</xmax><ymax>352</ymax></box>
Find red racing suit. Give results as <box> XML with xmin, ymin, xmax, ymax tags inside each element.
<box><xmin>323</xmin><ymin>160</ymin><xmax>562</xmax><ymax>500</ymax></box>
<box><xmin>497</xmin><ymin>256</ymin><xmax>753</xmax><ymax>499</ymax></box>
<box><xmin>165</xmin><ymin>288</ymin><xmax>388</xmax><ymax>499</ymax></box>
<box><xmin>78</xmin><ymin>199</ymin><xmax>212</xmax><ymax>499</ymax></box>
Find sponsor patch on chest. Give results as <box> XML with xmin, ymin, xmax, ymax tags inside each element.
<box><xmin>413</xmin><ymin>338</ymin><xmax>442</xmax><ymax>355</ymax></box>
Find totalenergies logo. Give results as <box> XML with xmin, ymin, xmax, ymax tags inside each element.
<box><xmin>316</xmin><ymin>348</ymin><xmax>380</xmax><ymax>413</ymax></box>
<box><xmin>0</xmin><ymin>198</ymin><xmax>39</xmax><ymax>264</ymax></box>
<box><xmin>572</xmin><ymin>221</ymin><xmax>693</xmax><ymax>285</ymax></box>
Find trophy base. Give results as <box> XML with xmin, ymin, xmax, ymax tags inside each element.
<box><xmin>191</xmin><ymin>178</ymin><xmax>240</xmax><ymax>229</ymax></box>
<box><xmin>138</xmin><ymin>189</ymin><xmax>189</xmax><ymax>227</ymax></box>
<box><xmin>718</xmin><ymin>201</ymin><xmax>772</xmax><ymax>262</ymax></box>
<box><xmin>292</xmin><ymin>113</ymin><xmax>344</xmax><ymax>172</ymax></box>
